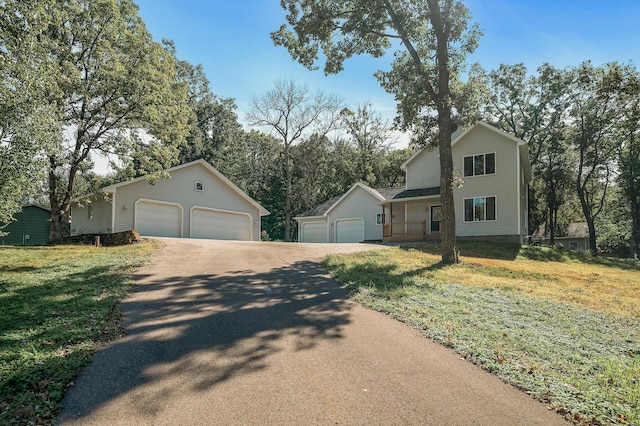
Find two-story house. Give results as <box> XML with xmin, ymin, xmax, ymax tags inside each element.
<box><xmin>296</xmin><ymin>122</ymin><xmax>531</xmax><ymax>244</ymax></box>
<box><xmin>382</xmin><ymin>121</ymin><xmax>531</xmax><ymax>243</ymax></box>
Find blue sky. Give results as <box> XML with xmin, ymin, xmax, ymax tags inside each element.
<box><xmin>133</xmin><ymin>0</ymin><xmax>640</xmax><ymax>129</ymax></box>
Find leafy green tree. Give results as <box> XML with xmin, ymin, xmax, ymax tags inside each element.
<box><xmin>163</xmin><ymin>40</ymin><xmax>243</xmax><ymax>167</ymax></box>
<box><xmin>373</xmin><ymin>147</ymin><xmax>412</xmax><ymax>188</ymax></box>
<box><xmin>341</xmin><ymin>102</ymin><xmax>393</xmax><ymax>185</ymax></box>
<box><xmin>481</xmin><ymin>63</ymin><xmax>575</xmax><ymax>241</ymax></box>
<box><xmin>568</xmin><ymin>62</ymin><xmax>620</xmax><ymax>255</ymax></box>
<box><xmin>247</xmin><ymin>80</ymin><xmax>342</xmax><ymax>241</ymax></box>
<box><xmin>615</xmin><ymin>64</ymin><xmax>640</xmax><ymax>258</ymax></box>
<box><xmin>0</xmin><ymin>0</ymin><xmax>60</xmax><ymax>230</ymax></box>
<box><xmin>595</xmin><ymin>185</ymin><xmax>631</xmax><ymax>256</ymax></box>
<box><xmin>273</xmin><ymin>0</ymin><xmax>481</xmax><ymax>263</ymax></box>
<box><xmin>31</xmin><ymin>0</ymin><xmax>190</xmax><ymax>242</ymax></box>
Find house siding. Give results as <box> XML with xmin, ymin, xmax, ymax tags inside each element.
<box><xmin>71</xmin><ymin>195</ymin><xmax>113</xmax><ymax>235</ymax></box>
<box><xmin>406</xmin><ymin>149</ymin><xmax>440</xmax><ymax>190</ymax></box>
<box><xmin>454</xmin><ymin>125</ymin><xmax>520</xmax><ymax>238</ymax></box>
<box><xmin>327</xmin><ymin>186</ymin><xmax>383</xmax><ymax>242</ymax></box>
<box><xmin>111</xmin><ymin>163</ymin><xmax>261</xmax><ymax>240</ymax></box>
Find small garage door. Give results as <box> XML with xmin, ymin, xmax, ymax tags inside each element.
<box><xmin>301</xmin><ymin>222</ymin><xmax>327</xmax><ymax>243</ymax></box>
<box><xmin>335</xmin><ymin>218</ymin><xmax>365</xmax><ymax>243</ymax></box>
<box><xmin>135</xmin><ymin>200</ymin><xmax>182</xmax><ymax>237</ymax></box>
<box><xmin>190</xmin><ymin>207</ymin><xmax>252</xmax><ymax>241</ymax></box>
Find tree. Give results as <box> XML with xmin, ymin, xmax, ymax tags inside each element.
<box><xmin>273</xmin><ymin>0</ymin><xmax>481</xmax><ymax>263</ymax></box>
<box><xmin>481</xmin><ymin>63</ymin><xmax>575</xmax><ymax>241</ymax></box>
<box><xmin>0</xmin><ymin>0</ymin><xmax>60</xmax><ymax>230</ymax></box>
<box><xmin>614</xmin><ymin>63</ymin><xmax>640</xmax><ymax>258</ymax></box>
<box><xmin>246</xmin><ymin>80</ymin><xmax>342</xmax><ymax>241</ymax></box>
<box><xmin>164</xmin><ymin>40</ymin><xmax>243</xmax><ymax>168</ymax></box>
<box><xmin>568</xmin><ymin>62</ymin><xmax>620</xmax><ymax>255</ymax></box>
<box><xmin>340</xmin><ymin>102</ymin><xmax>393</xmax><ymax>185</ymax></box>
<box><xmin>23</xmin><ymin>0</ymin><xmax>190</xmax><ymax>242</ymax></box>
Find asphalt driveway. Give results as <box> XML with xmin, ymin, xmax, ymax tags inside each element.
<box><xmin>58</xmin><ymin>238</ymin><xmax>565</xmax><ymax>425</ymax></box>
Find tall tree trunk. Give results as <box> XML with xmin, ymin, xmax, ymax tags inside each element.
<box><xmin>549</xmin><ymin>208</ymin><xmax>556</xmax><ymax>246</ymax></box>
<box><xmin>48</xmin><ymin>156</ymin><xmax>65</xmax><ymax>244</ymax></box>
<box><xmin>48</xmin><ymin>149</ymin><xmax>81</xmax><ymax>244</ymax></box>
<box><xmin>577</xmin><ymin>184</ymin><xmax>598</xmax><ymax>256</ymax></box>
<box><xmin>631</xmin><ymin>197</ymin><xmax>640</xmax><ymax>259</ymax></box>
<box><xmin>284</xmin><ymin>144</ymin><xmax>292</xmax><ymax>242</ymax></box>
<box><xmin>438</xmin><ymin>109</ymin><xmax>458</xmax><ymax>264</ymax></box>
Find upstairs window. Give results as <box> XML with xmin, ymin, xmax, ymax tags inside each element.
<box><xmin>463</xmin><ymin>153</ymin><xmax>495</xmax><ymax>177</ymax></box>
<box><xmin>195</xmin><ymin>181</ymin><xmax>204</xmax><ymax>192</ymax></box>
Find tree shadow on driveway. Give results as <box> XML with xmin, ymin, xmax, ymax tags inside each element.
<box><xmin>58</xmin><ymin>260</ymin><xmax>353</xmax><ymax>423</ymax></box>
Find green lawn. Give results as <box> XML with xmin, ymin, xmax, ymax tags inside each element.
<box><xmin>324</xmin><ymin>242</ymin><xmax>640</xmax><ymax>425</ymax></box>
<box><xmin>0</xmin><ymin>241</ymin><xmax>159</xmax><ymax>425</ymax></box>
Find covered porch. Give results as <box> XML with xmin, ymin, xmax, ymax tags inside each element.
<box><xmin>379</xmin><ymin>187</ymin><xmax>442</xmax><ymax>243</ymax></box>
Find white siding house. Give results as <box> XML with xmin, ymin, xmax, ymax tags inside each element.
<box><xmin>71</xmin><ymin>159</ymin><xmax>269</xmax><ymax>241</ymax></box>
<box><xmin>295</xmin><ymin>183</ymin><xmax>403</xmax><ymax>243</ymax></box>
<box><xmin>299</xmin><ymin>122</ymin><xmax>531</xmax><ymax>244</ymax></box>
<box><xmin>382</xmin><ymin>122</ymin><xmax>531</xmax><ymax>243</ymax></box>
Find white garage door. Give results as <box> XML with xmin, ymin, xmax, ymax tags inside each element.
<box><xmin>301</xmin><ymin>222</ymin><xmax>327</xmax><ymax>243</ymax></box>
<box><xmin>135</xmin><ymin>200</ymin><xmax>182</xmax><ymax>237</ymax></box>
<box><xmin>190</xmin><ymin>207</ymin><xmax>252</xmax><ymax>241</ymax></box>
<box><xmin>335</xmin><ymin>218</ymin><xmax>365</xmax><ymax>243</ymax></box>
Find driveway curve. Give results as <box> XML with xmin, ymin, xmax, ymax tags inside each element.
<box><xmin>58</xmin><ymin>238</ymin><xmax>565</xmax><ymax>425</ymax></box>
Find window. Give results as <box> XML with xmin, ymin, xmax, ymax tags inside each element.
<box><xmin>376</xmin><ymin>213</ymin><xmax>383</xmax><ymax>225</ymax></box>
<box><xmin>195</xmin><ymin>181</ymin><xmax>204</xmax><ymax>191</ymax></box>
<box><xmin>463</xmin><ymin>153</ymin><xmax>495</xmax><ymax>177</ymax></box>
<box><xmin>87</xmin><ymin>204</ymin><xmax>93</xmax><ymax>220</ymax></box>
<box><xmin>464</xmin><ymin>196</ymin><xmax>497</xmax><ymax>222</ymax></box>
<box><xmin>569</xmin><ymin>241</ymin><xmax>578</xmax><ymax>250</ymax></box>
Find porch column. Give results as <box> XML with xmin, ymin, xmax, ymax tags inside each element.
<box><xmin>390</xmin><ymin>203</ymin><xmax>393</xmax><ymax>237</ymax></box>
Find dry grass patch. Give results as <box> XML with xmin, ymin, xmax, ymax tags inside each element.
<box><xmin>353</xmin><ymin>243</ymin><xmax>640</xmax><ymax>317</ymax></box>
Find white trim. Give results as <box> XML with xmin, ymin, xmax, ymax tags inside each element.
<box><xmin>300</xmin><ymin>220</ymin><xmax>328</xmax><ymax>243</ymax></box>
<box><xmin>134</xmin><ymin>198</ymin><xmax>184</xmax><ymax>237</ymax></box>
<box><xmin>334</xmin><ymin>217</ymin><xmax>365</xmax><ymax>243</ymax></box>
<box><xmin>463</xmin><ymin>195</ymin><xmax>498</xmax><ymax>223</ymax></box>
<box><xmin>517</xmin><ymin>150</ymin><xmax>522</xmax><ymax>235</ymax></box>
<box><xmin>402</xmin><ymin>121</ymin><xmax>529</xmax><ymax>170</ymax></box>
<box><xmin>102</xmin><ymin>159</ymin><xmax>269</xmax><ymax>216</ymax></box>
<box><xmin>293</xmin><ymin>215</ymin><xmax>324</xmax><ymax>221</ymax></box>
<box><xmin>462</xmin><ymin>151</ymin><xmax>496</xmax><ymax>178</ymax></box>
<box><xmin>324</xmin><ymin>182</ymin><xmax>385</xmax><ymax>216</ymax></box>
<box><xmin>111</xmin><ymin>192</ymin><xmax>116</xmax><ymax>232</ymax></box>
<box><xmin>376</xmin><ymin>213</ymin><xmax>383</xmax><ymax>225</ymax></box>
<box><xmin>189</xmin><ymin>206</ymin><xmax>253</xmax><ymax>241</ymax></box>
<box><xmin>379</xmin><ymin>194</ymin><xmax>440</xmax><ymax>205</ymax></box>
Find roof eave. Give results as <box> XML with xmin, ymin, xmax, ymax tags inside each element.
<box><xmin>379</xmin><ymin>194</ymin><xmax>441</xmax><ymax>205</ymax></box>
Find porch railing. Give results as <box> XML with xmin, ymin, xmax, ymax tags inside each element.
<box><xmin>383</xmin><ymin>221</ymin><xmax>427</xmax><ymax>239</ymax></box>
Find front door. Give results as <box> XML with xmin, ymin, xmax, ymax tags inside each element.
<box><xmin>430</xmin><ymin>205</ymin><xmax>441</xmax><ymax>233</ymax></box>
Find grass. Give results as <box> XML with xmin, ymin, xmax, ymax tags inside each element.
<box><xmin>0</xmin><ymin>241</ymin><xmax>160</xmax><ymax>425</ymax></box>
<box><xmin>324</xmin><ymin>242</ymin><xmax>640</xmax><ymax>425</ymax></box>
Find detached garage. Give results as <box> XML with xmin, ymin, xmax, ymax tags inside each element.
<box><xmin>190</xmin><ymin>207</ymin><xmax>252</xmax><ymax>240</ymax></box>
<box><xmin>71</xmin><ymin>159</ymin><xmax>269</xmax><ymax>241</ymax></box>
<box><xmin>135</xmin><ymin>199</ymin><xmax>182</xmax><ymax>238</ymax></box>
<box><xmin>295</xmin><ymin>183</ymin><xmax>403</xmax><ymax>243</ymax></box>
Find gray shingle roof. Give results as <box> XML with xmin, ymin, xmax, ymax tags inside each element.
<box><xmin>392</xmin><ymin>186</ymin><xmax>440</xmax><ymax>199</ymax></box>
<box><xmin>297</xmin><ymin>195</ymin><xmax>343</xmax><ymax>217</ymax></box>
<box><xmin>296</xmin><ymin>184</ymin><xmax>441</xmax><ymax>218</ymax></box>
<box><xmin>373</xmin><ymin>187</ymin><xmax>406</xmax><ymax>200</ymax></box>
